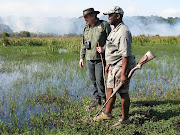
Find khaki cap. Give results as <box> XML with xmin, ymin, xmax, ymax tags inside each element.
<box><xmin>103</xmin><ymin>6</ymin><xmax>124</xmax><ymax>15</ymax></box>
<box><xmin>79</xmin><ymin>8</ymin><xmax>100</xmax><ymax>18</ymax></box>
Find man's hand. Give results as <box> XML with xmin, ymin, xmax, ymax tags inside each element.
<box><xmin>96</xmin><ymin>46</ymin><xmax>104</xmax><ymax>54</ymax></box>
<box><xmin>120</xmin><ymin>57</ymin><xmax>128</xmax><ymax>84</ymax></box>
<box><xmin>120</xmin><ymin>73</ymin><xmax>127</xmax><ymax>85</ymax></box>
<box><xmin>105</xmin><ymin>64</ymin><xmax>110</xmax><ymax>74</ymax></box>
<box><xmin>79</xmin><ymin>59</ymin><xmax>84</xmax><ymax>68</ymax></box>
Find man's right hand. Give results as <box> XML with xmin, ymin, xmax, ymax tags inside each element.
<box><xmin>79</xmin><ymin>59</ymin><xmax>84</xmax><ymax>68</ymax></box>
<box><xmin>96</xmin><ymin>46</ymin><xmax>104</xmax><ymax>54</ymax></box>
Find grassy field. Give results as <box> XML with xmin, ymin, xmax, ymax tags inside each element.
<box><xmin>0</xmin><ymin>36</ymin><xmax>180</xmax><ymax>134</ymax></box>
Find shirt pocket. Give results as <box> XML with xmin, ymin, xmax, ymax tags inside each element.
<box><xmin>84</xmin><ymin>29</ymin><xmax>90</xmax><ymax>41</ymax></box>
<box><xmin>95</xmin><ymin>26</ymin><xmax>104</xmax><ymax>38</ymax></box>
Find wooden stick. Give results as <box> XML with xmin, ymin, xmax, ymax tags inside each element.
<box><xmin>97</xmin><ymin>42</ymin><xmax>107</xmax><ymax>96</ymax></box>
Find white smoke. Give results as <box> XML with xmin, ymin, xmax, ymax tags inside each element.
<box><xmin>1</xmin><ymin>15</ymin><xmax>180</xmax><ymax>36</ymax></box>
<box><xmin>1</xmin><ymin>16</ymin><xmax>85</xmax><ymax>35</ymax></box>
<box><xmin>124</xmin><ymin>17</ymin><xmax>180</xmax><ymax>36</ymax></box>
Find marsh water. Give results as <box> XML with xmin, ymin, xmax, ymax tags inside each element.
<box><xmin>0</xmin><ymin>53</ymin><xmax>179</xmax><ymax>127</ymax></box>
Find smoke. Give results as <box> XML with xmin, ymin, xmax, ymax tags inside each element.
<box><xmin>123</xmin><ymin>17</ymin><xmax>180</xmax><ymax>36</ymax></box>
<box><xmin>1</xmin><ymin>15</ymin><xmax>180</xmax><ymax>36</ymax></box>
<box><xmin>1</xmin><ymin>16</ymin><xmax>85</xmax><ymax>35</ymax></box>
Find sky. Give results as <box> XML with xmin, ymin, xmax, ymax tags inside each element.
<box><xmin>0</xmin><ymin>0</ymin><xmax>180</xmax><ymax>18</ymax></box>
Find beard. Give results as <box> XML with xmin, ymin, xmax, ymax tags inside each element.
<box><xmin>109</xmin><ymin>19</ymin><xmax>118</xmax><ymax>26</ymax></box>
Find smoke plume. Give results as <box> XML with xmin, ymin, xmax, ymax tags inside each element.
<box><xmin>0</xmin><ymin>15</ymin><xmax>180</xmax><ymax>36</ymax></box>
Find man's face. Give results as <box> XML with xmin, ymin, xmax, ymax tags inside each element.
<box><xmin>108</xmin><ymin>13</ymin><xmax>118</xmax><ymax>25</ymax></box>
<box><xmin>84</xmin><ymin>13</ymin><xmax>95</xmax><ymax>26</ymax></box>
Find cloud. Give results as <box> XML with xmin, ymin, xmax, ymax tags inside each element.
<box><xmin>0</xmin><ymin>1</ymin><xmax>81</xmax><ymax>18</ymax></box>
<box><xmin>1</xmin><ymin>1</ymin><xmax>180</xmax><ymax>18</ymax></box>
<box><xmin>160</xmin><ymin>8</ymin><xmax>180</xmax><ymax>17</ymax></box>
<box><xmin>125</xmin><ymin>6</ymin><xmax>136</xmax><ymax>16</ymax></box>
<box><xmin>163</xmin><ymin>9</ymin><xmax>180</xmax><ymax>14</ymax></box>
<box><xmin>0</xmin><ymin>2</ymin><xmax>43</xmax><ymax>17</ymax></box>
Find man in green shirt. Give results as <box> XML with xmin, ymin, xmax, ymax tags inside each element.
<box><xmin>79</xmin><ymin>8</ymin><xmax>111</xmax><ymax>108</ymax></box>
<box><xmin>94</xmin><ymin>6</ymin><xmax>136</xmax><ymax>128</ymax></box>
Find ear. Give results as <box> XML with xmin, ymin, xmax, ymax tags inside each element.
<box><xmin>116</xmin><ymin>14</ymin><xmax>121</xmax><ymax>19</ymax></box>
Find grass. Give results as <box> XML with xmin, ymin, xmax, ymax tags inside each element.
<box><xmin>0</xmin><ymin>36</ymin><xmax>180</xmax><ymax>134</ymax></box>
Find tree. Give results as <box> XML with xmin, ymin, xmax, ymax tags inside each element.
<box><xmin>20</xmin><ymin>31</ymin><xmax>31</xmax><ymax>37</ymax></box>
<box><xmin>167</xmin><ymin>17</ymin><xmax>176</xmax><ymax>24</ymax></box>
<box><xmin>2</xmin><ymin>32</ymin><xmax>10</xmax><ymax>38</ymax></box>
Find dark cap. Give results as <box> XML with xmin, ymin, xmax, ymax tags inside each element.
<box><xmin>79</xmin><ymin>8</ymin><xmax>100</xmax><ymax>18</ymax></box>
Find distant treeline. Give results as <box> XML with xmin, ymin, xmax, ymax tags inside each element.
<box><xmin>0</xmin><ymin>31</ymin><xmax>81</xmax><ymax>38</ymax></box>
<box><xmin>0</xmin><ymin>36</ymin><xmax>179</xmax><ymax>47</ymax></box>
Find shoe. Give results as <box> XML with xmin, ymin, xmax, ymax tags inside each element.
<box><xmin>112</xmin><ymin>118</ymin><xmax>130</xmax><ymax>128</ymax></box>
<box><xmin>86</xmin><ymin>98</ymin><xmax>101</xmax><ymax>109</ymax></box>
<box><xmin>94</xmin><ymin>112</ymin><xmax>113</xmax><ymax>121</ymax></box>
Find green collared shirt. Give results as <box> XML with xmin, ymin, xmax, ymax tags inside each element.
<box><xmin>80</xmin><ymin>18</ymin><xmax>111</xmax><ymax>60</ymax></box>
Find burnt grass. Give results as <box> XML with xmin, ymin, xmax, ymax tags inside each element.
<box><xmin>1</xmin><ymin>94</ymin><xmax>179</xmax><ymax>135</ymax></box>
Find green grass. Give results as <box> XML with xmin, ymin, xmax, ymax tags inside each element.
<box><xmin>0</xmin><ymin>36</ymin><xmax>180</xmax><ymax>134</ymax></box>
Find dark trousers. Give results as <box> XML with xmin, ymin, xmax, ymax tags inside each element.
<box><xmin>86</xmin><ymin>60</ymin><xmax>106</xmax><ymax>100</ymax></box>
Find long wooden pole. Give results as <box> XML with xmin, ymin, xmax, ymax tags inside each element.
<box><xmin>97</xmin><ymin>42</ymin><xmax>107</xmax><ymax>96</ymax></box>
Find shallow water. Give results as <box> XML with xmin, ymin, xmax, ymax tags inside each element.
<box><xmin>0</xmin><ymin>57</ymin><xmax>93</xmax><ymax>125</ymax></box>
<box><xmin>58</xmin><ymin>49</ymin><xmax>68</xmax><ymax>54</ymax></box>
<box><xmin>0</xmin><ymin>55</ymin><xmax>179</xmax><ymax>126</ymax></box>
<box><xmin>129</xmin><ymin>57</ymin><xmax>180</xmax><ymax>96</ymax></box>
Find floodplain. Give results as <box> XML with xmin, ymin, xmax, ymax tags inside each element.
<box><xmin>0</xmin><ymin>36</ymin><xmax>179</xmax><ymax>134</ymax></box>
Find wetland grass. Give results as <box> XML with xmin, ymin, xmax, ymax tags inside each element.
<box><xmin>0</xmin><ymin>36</ymin><xmax>179</xmax><ymax>134</ymax></box>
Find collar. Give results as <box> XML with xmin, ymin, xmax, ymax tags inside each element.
<box><xmin>112</xmin><ymin>21</ymin><xmax>124</xmax><ymax>32</ymax></box>
<box><xmin>94</xmin><ymin>18</ymin><xmax>100</xmax><ymax>25</ymax></box>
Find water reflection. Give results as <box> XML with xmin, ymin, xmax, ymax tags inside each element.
<box><xmin>58</xmin><ymin>49</ymin><xmax>68</xmax><ymax>54</ymax></box>
<box><xmin>0</xmin><ymin>56</ymin><xmax>179</xmax><ymax>126</ymax></box>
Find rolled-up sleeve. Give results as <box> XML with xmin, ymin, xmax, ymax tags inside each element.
<box><xmin>119</xmin><ymin>29</ymin><xmax>132</xmax><ymax>57</ymax></box>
